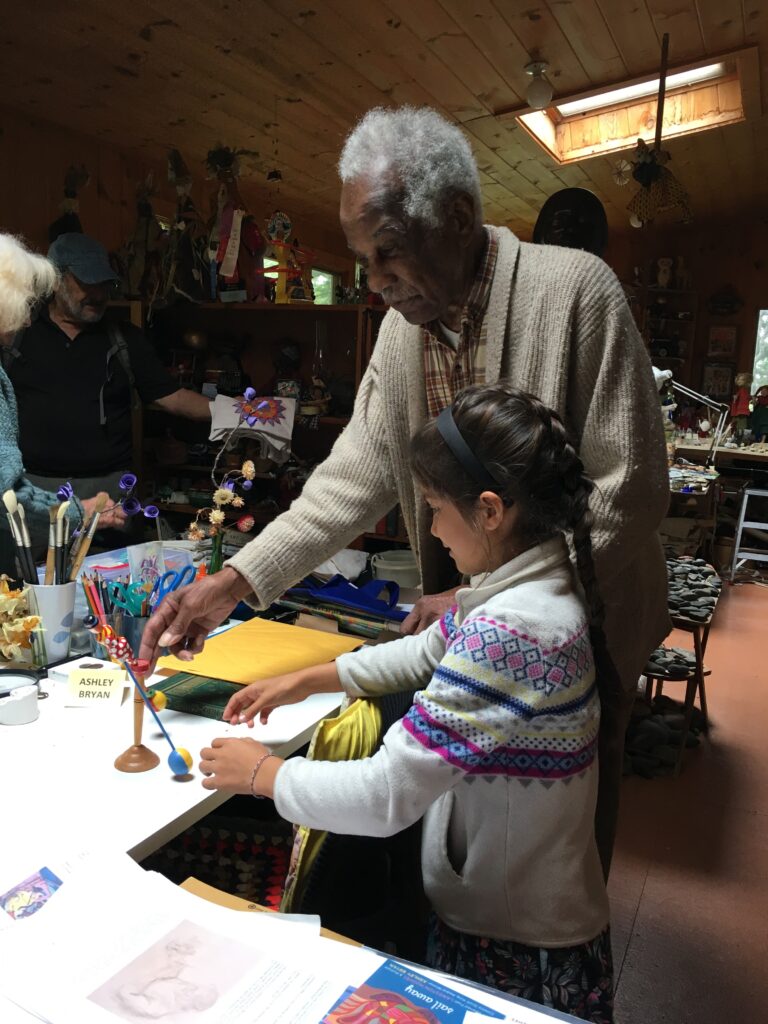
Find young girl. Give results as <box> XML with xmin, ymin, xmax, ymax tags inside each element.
<box><xmin>199</xmin><ymin>383</ymin><xmax>614</xmax><ymax>1023</ymax></box>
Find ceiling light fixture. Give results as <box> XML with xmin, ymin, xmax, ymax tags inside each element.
<box><xmin>525</xmin><ymin>61</ymin><xmax>554</xmax><ymax>110</ymax></box>
<box><xmin>557</xmin><ymin>62</ymin><xmax>725</xmax><ymax>117</ymax></box>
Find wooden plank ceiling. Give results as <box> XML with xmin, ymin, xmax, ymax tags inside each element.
<box><xmin>0</xmin><ymin>0</ymin><xmax>765</xmax><ymax>238</ymax></box>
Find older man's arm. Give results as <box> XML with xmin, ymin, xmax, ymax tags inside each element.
<box><xmin>227</xmin><ymin>357</ymin><xmax>398</xmax><ymax>606</ymax></box>
<box><xmin>569</xmin><ymin>262</ymin><xmax>669</xmax><ymax>579</ymax></box>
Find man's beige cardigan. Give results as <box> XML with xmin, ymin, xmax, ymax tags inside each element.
<box><xmin>230</xmin><ymin>227</ymin><xmax>670</xmax><ymax>691</ymax></box>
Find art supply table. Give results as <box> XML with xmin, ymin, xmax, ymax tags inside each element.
<box><xmin>0</xmin><ymin>643</ymin><xmax>344</xmax><ymax>867</ymax></box>
<box><xmin>675</xmin><ymin>440</ymin><xmax>768</xmax><ymax>465</ymax></box>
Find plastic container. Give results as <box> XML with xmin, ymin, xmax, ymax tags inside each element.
<box><xmin>370</xmin><ymin>549</ymin><xmax>420</xmax><ymax>589</ymax></box>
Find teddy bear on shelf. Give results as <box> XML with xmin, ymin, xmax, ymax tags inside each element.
<box><xmin>656</xmin><ymin>257</ymin><xmax>674</xmax><ymax>290</ymax></box>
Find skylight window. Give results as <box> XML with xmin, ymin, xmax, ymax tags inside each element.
<box><xmin>498</xmin><ymin>48</ymin><xmax>758</xmax><ymax>165</ymax></box>
<box><xmin>556</xmin><ymin>63</ymin><xmax>725</xmax><ymax>117</ymax></box>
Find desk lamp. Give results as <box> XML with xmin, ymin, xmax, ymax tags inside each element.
<box><xmin>654</xmin><ymin>367</ymin><xmax>730</xmax><ymax>468</ymax></box>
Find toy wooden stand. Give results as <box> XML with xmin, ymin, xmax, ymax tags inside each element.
<box><xmin>114</xmin><ymin>667</ymin><xmax>160</xmax><ymax>773</ymax></box>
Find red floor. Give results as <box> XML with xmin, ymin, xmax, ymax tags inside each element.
<box><xmin>610</xmin><ymin>582</ymin><xmax>768</xmax><ymax>1023</ymax></box>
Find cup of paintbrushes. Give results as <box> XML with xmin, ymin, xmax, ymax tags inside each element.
<box><xmin>27</xmin><ymin>581</ymin><xmax>77</xmax><ymax>666</ymax></box>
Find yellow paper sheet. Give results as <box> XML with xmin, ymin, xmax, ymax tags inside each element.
<box><xmin>157</xmin><ymin>617</ymin><xmax>362</xmax><ymax>684</ymax></box>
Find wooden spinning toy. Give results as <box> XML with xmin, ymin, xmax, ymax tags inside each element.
<box><xmin>88</xmin><ymin>623</ymin><xmax>192</xmax><ymax>776</ymax></box>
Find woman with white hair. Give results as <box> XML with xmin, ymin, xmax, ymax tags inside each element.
<box><xmin>0</xmin><ymin>234</ymin><xmax>123</xmax><ymax>575</ymax></box>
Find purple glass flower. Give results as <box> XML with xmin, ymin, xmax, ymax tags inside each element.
<box><xmin>57</xmin><ymin>481</ymin><xmax>74</xmax><ymax>501</ymax></box>
<box><xmin>143</xmin><ymin>504</ymin><xmax>160</xmax><ymax>519</ymax></box>
<box><xmin>122</xmin><ymin>496</ymin><xmax>142</xmax><ymax>516</ymax></box>
<box><xmin>119</xmin><ymin>473</ymin><xmax>138</xmax><ymax>493</ymax></box>
<box><xmin>243</xmin><ymin>387</ymin><xmax>256</xmax><ymax>402</ymax></box>
<box><xmin>224</xmin><ymin>480</ymin><xmax>235</xmax><ymax>491</ymax></box>
<box><xmin>241</xmin><ymin>479</ymin><xmax>253</xmax><ymax>491</ymax></box>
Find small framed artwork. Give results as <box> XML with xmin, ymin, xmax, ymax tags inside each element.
<box><xmin>707</xmin><ymin>324</ymin><xmax>738</xmax><ymax>358</ymax></box>
<box><xmin>702</xmin><ymin>363</ymin><xmax>734</xmax><ymax>400</ymax></box>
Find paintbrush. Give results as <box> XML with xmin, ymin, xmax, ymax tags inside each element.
<box><xmin>16</xmin><ymin>503</ymin><xmax>37</xmax><ymax>584</ymax></box>
<box><xmin>68</xmin><ymin>494</ymin><xmax>106</xmax><ymax>581</ymax></box>
<box><xmin>2</xmin><ymin>490</ymin><xmax>35</xmax><ymax>583</ymax></box>
<box><xmin>55</xmin><ymin>501</ymin><xmax>70</xmax><ymax>585</ymax></box>
<box><xmin>44</xmin><ymin>506</ymin><xmax>58</xmax><ymax>585</ymax></box>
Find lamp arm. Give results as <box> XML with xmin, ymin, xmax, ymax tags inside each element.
<box><xmin>670</xmin><ymin>381</ymin><xmax>730</xmax><ymax>415</ymax></box>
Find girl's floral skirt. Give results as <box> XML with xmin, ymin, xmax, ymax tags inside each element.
<box><xmin>426</xmin><ymin>914</ymin><xmax>614</xmax><ymax>1023</ymax></box>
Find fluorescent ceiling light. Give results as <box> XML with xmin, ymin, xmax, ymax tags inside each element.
<box><xmin>556</xmin><ymin>62</ymin><xmax>725</xmax><ymax>116</ymax></box>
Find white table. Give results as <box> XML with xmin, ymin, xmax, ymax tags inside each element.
<box><xmin>1</xmin><ymin>645</ymin><xmax>343</xmax><ymax>866</ymax></box>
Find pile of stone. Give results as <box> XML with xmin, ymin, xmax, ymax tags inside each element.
<box><xmin>624</xmin><ymin>689</ymin><xmax>705</xmax><ymax>778</ymax></box>
<box><xmin>666</xmin><ymin>556</ymin><xmax>722</xmax><ymax>622</ymax></box>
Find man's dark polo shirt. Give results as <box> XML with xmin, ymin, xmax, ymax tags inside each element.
<box><xmin>9</xmin><ymin>308</ymin><xmax>176</xmax><ymax>476</ymax></box>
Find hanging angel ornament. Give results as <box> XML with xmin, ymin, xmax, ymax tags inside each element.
<box><xmin>626</xmin><ymin>34</ymin><xmax>692</xmax><ymax>227</ymax></box>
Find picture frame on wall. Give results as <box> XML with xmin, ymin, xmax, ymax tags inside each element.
<box><xmin>702</xmin><ymin>363</ymin><xmax>734</xmax><ymax>400</ymax></box>
<box><xmin>707</xmin><ymin>324</ymin><xmax>738</xmax><ymax>358</ymax></box>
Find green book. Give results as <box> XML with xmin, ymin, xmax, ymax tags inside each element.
<box><xmin>152</xmin><ymin>672</ymin><xmax>243</xmax><ymax>720</ymax></box>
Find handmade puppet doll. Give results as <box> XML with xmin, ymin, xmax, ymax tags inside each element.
<box><xmin>206</xmin><ymin>145</ymin><xmax>266</xmax><ymax>302</ymax></box>
<box><xmin>731</xmin><ymin>372</ymin><xmax>753</xmax><ymax>438</ymax></box>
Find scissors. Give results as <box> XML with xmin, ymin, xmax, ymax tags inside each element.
<box><xmin>150</xmin><ymin>565</ymin><xmax>197</xmax><ymax>608</ymax></box>
<box><xmin>110</xmin><ymin>581</ymin><xmax>149</xmax><ymax>617</ymax></box>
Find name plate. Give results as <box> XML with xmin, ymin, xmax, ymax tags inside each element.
<box><xmin>66</xmin><ymin>668</ymin><xmax>126</xmax><ymax>708</ymax></box>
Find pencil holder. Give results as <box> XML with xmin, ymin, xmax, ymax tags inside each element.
<box><xmin>114</xmin><ymin>613</ymin><xmax>151</xmax><ymax>660</ymax></box>
<box><xmin>28</xmin><ymin>582</ymin><xmax>77</xmax><ymax>667</ymax></box>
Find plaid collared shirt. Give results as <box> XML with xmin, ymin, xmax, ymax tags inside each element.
<box><xmin>423</xmin><ymin>228</ymin><xmax>498</xmax><ymax>419</ymax></box>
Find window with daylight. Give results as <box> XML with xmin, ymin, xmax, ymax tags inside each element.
<box><xmin>752</xmin><ymin>311</ymin><xmax>768</xmax><ymax>390</ymax></box>
<box><xmin>312</xmin><ymin>268</ymin><xmax>338</xmax><ymax>305</ymax></box>
<box><xmin>502</xmin><ymin>48</ymin><xmax>759</xmax><ymax>165</ymax></box>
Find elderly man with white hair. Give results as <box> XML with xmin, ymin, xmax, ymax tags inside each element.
<box><xmin>0</xmin><ymin>234</ymin><xmax>125</xmax><ymax>576</ymax></box>
<box><xmin>142</xmin><ymin>106</ymin><xmax>669</xmax><ymax>875</ymax></box>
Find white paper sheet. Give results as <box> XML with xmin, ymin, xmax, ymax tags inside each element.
<box><xmin>0</xmin><ymin>854</ymin><xmax>328</xmax><ymax>1024</ymax></box>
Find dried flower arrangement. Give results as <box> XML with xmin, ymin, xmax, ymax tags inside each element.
<box><xmin>186</xmin><ymin>391</ymin><xmax>267</xmax><ymax>570</ymax></box>
<box><xmin>0</xmin><ymin>577</ymin><xmax>40</xmax><ymax>662</ymax></box>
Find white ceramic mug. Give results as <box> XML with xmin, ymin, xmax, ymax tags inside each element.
<box><xmin>28</xmin><ymin>582</ymin><xmax>77</xmax><ymax>666</ymax></box>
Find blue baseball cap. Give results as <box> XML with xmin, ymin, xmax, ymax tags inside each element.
<box><xmin>47</xmin><ymin>232</ymin><xmax>120</xmax><ymax>285</ymax></box>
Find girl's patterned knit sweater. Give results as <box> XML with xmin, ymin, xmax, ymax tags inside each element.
<box><xmin>274</xmin><ymin>537</ymin><xmax>609</xmax><ymax>948</ymax></box>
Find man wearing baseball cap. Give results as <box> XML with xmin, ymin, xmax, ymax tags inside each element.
<box><xmin>7</xmin><ymin>233</ymin><xmax>210</xmax><ymax>510</ymax></box>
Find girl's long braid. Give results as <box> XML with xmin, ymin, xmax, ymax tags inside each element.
<box><xmin>537</xmin><ymin>403</ymin><xmax>621</xmax><ymax>706</ymax></box>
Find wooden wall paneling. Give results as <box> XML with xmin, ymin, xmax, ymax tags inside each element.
<box><xmin>543</xmin><ymin>0</ymin><xmax>627</xmax><ymax>83</ymax></box>
<box><xmin>137</xmin><ymin>1</ymin><xmax>368</xmax><ymax>135</ymax></box>
<box><xmin>593</xmin><ymin>0</ymin><xmax>665</xmax><ymax>77</ymax></box>
<box><xmin>382</xmin><ymin>0</ymin><xmax>522</xmax><ymax>112</ymax></box>
<box><xmin>55</xmin><ymin>3</ymin><xmax>351</xmax><ymax>217</ymax></box>
<box><xmin>493</xmin><ymin>3</ymin><xmax>593</xmax><ymax>95</ymax></box>
<box><xmin>173</xmin><ymin>0</ymin><xmax>384</xmax><ymax>132</ymax></box>
<box><xmin>94</xmin><ymin>144</ymin><xmax>125</xmax><ymax>249</ymax></box>
<box><xmin>327</xmin><ymin>0</ymin><xmax>487</xmax><ymax>122</ymax></box>
<box><xmin>644</xmin><ymin>1</ymin><xmax>706</xmax><ymax>63</ymax></box>
<box><xmin>269</xmin><ymin>1</ymin><xmax>442</xmax><ymax>113</ymax></box>
<box><xmin>574</xmin><ymin>155</ymin><xmax>631</xmax><ymax>227</ymax></box>
<box><xmin>68</xmin><ymin>0</ymin><xmax>352</xmax><ymax>155</ymax></box>
<box><xmin>481</xmin><ymin>180</ymin><xmax>541</xmax><ymax>223</ymax></box>
<box><xmin>436</xmin><ymin>0</ymin><xmax>533</xmax><ymax>105</ymax></box>
<box><xmin>694</xmin><ymin>0</ymin><xmax>746</xmax><ymax>53</ymax></box>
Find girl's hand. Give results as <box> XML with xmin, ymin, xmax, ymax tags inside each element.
<box><xmin>222</xmin><ymin>663</ymin><xmax>343</xmax><ymax>727</ymax></box>
<box><xmin>199</xmin><ymin>737</ymin><xmax>282</xmax><ymax>796</ymax></box>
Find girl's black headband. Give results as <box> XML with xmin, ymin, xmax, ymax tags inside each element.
<box><xmin>436</xmin><ymin>406</ymin><xmax>501</xmax><ymax>491</ymax></box>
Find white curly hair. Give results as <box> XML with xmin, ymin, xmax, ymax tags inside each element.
<box><xmin>0</xmin><ymin>234</ymin><xmax>57</xmax><ymax>335</ymax></box>
<box><xmin>338</xmin><ymin>106</ymin><xmax>483</xmax><ymax>228</ymax></box>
